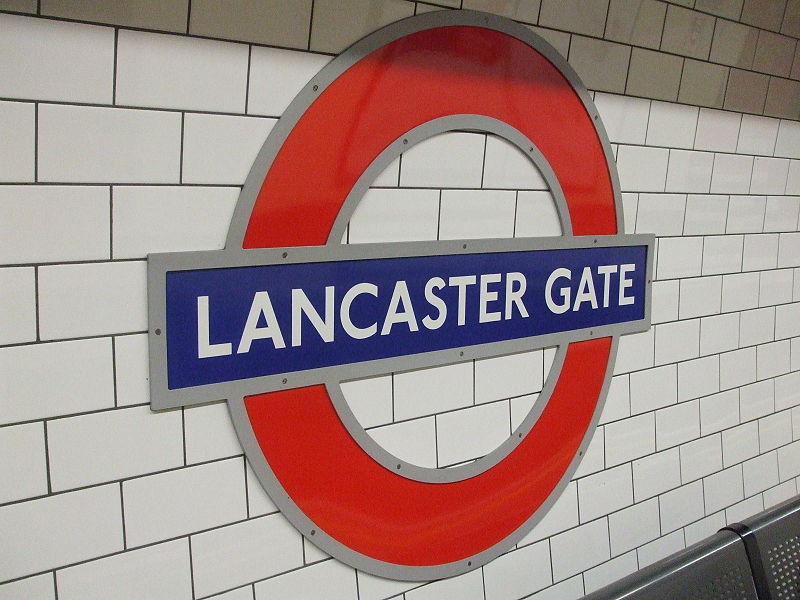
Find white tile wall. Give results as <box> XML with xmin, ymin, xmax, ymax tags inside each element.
<box><xmin>38</xmin><ymin>261</ymin><xmax>147</xmax><ymax>339</ymax></box>
<box><xmin>0</xmin><ymin>14</ymin><xmax>114</xmax><ymax>103</ymax></box>
<box><xmin>122</xmin><ymin>458</ymin><xmax>247</xmax><ymax>547</ymax></box>
<box><xmin>112</xmin><ymin>186</ymin><xmax>237</xmax><ymax>258</ymax></box>
<box><xmin>3</xmin><ymin>8</ymin><xmax>800</xmax><ymax>600</ymax></box>
<box><xmin>0</xmin><ymin>186</ymin><xmax>110</xmax><ymax>264</ymax></box>
<box><xmin>0</xmin><ymin>267</ymin><xmax>36</xmax><ymax>345</ymax></box>
<box><xmin>38</xmin><ymin>104</ymin><xmax>182</xmax><ymax>183</ymax></box>
<box><xmin>0</xmin><ymin>101</ymin><xmax>34</xmax><ymax>182</ymax></box>
<box><xmin>116</xmin><ymin>30</ymin><xmax>249</xmax><ymax>112</ymax></box>
<box><xmin>0</xmin><ymin>484</ymin><xmax>123</xmax><ymax>581</ymax></box>
<box><xmin>56</xmin><ymin>539</ymin><xmax>192</xmax><ymax>600</ymax></box>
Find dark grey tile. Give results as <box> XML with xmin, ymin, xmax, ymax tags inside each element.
<box><xmin>679</xmin><ymin>58</ymin><xmax>729</xmax><ymax>107</ymax></box>
<box><xmin>740</xmin><ymin>0</ymin><xmax>787</xmax><ymax>31</ymax></box>
<box><xmin>764</xmin><ymin>76</ymin><xmax>800</xmax><ymax>118</ymax></box>
<box><xmin>626</xmin><ymin>47</ymin><xmax>683</xmax><ymax>101</ymax></box>
<box><xmin>539</xmin><ymin>0</ymin><xmax>609</xmax><ymax>37</ymax></box>
<box><xmin>41</xmin><ymin>0</ymin><xmax>188</xmax><ymax>33</ymax></box>
<box><xmin>190</xmin><ymin>0</ymin><xmax>312</xmax><ymax>48</ymax></box>
<box><xmin>568</xmin><ymin>35</ymin><xmax>631</xmax><ymax>93</ymax></box>
<box><xmin>724</xmin><ymin>68</ymin><xmax>769</xmax><ymax>113</ymax></box>
<box><xmin>661</xmin><ymin>4</ymin><xmax>715</xmax><ymax>60</ymax></box>
<box><xmin>605</xmin><ymin>0</ymin><xmax>666</xmax><ymax>49</ymax></box>
<box><xmin>710</xmin><ymin>19</ymin><xmax>758</xmax><ymax>68</ymax></box>
<box><xmin>753</xmin><ymin>30</ymin><xmax>797</xmax><ymax>77</ymax></box>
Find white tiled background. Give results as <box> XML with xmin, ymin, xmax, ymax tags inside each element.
<box><xmin>2</xmin><ymin>1</ymin><xmax>800</xmax><ymax>600</ymax></box>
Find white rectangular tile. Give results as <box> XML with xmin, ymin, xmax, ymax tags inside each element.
<box><xmin>0</xmin><ymin>422</ymin><xmax>47</xmax><ymax>504</ymax></box>
<box><xmin>630</xmin><ymin>364</ymin><xmax>677</xmax><ymax>413</ymax></box>
<box><xmin>760</xmin><ymin>269</ymin><xmax>794</xmax><ymax>306</ymax></box>
<box><xmin>616</xmin><ymin>145</ymin><xmax>668</xmax><ymax>192</ymax></box>
<box><xmin>737</xmin><ymin>114</ymin><xmax>779</xmax><ymax>156</ymax></box>
<box><xmin>0</xmin><ymin>338</ymin><xmax>114</xmax><ymax>425</ymax></box>
<box><xmin>778</xmin><ymin>233</ymin><xmax>800</xmax><ymax>267</ymax></box>
<box><xmin>656</xmin><ymin>236</ymin><xmax>704</xmax><ymax>279</ymax></box>
<box><xmin>680</xmin><ymin>433</ymin><xmax>722</xmax><ymax>482</ymax></box>
<box><xmin>604</xmin><ymin>413</ymin><xmax>655</xmax><ymax>466</ymax></box>
<box><xmin>475</xmin><ymin>350</ymin><xmax>543</xmax><ymax>404</ymax></box>
<box><xmin>678</xmin><ymin>355</ymin><xmax>720</xmax><ymax>402</ymax></box>
<box><xmin>38</xmin><ymin>261</ymin><xmax>146</xmax><ymax>339</ymax></box>
<box><xmin>578</xmin><ymin>464</ymin><xmax>633</xmax><ymax>522</ymax></box>
<box><xmin>659</xmin><ymin>480</ymin><xmax>704</xmax><ymax>532</ymax></box>
<box><xmin>637</xmin><ymin>530</ymin><xmax>685</xmax><ymax>568</ymax></box>
<box><xmin>759</xmin><ymin>411</ymin><xmax>793</xmax><ymax>452</ymax></box>
<box><xmin>774</xmin><ymin>120</ymin><xmax>800</xmax><ymax>158</ymax></box>
<box><xmin>651</xmin><ymin>279</ymin><xmax>679</xmax><ymax>324</ymax></box>
<box><xmin>550</xmin><ymin>518</ymin><xmax>611</xmax><ymax>581</ymax></box>
<box><xmin>437</xmin><ymin>402</ymin><xmax>509</xmax><ymax>466</ymax></box>
<box><xmin>115</xmin><ymin>333</ymin><xmax>149</xmax><ymax>407</ymax></box>
<box><xmin>778</xmin><ymin>440</ymin><xmax>800</xmax><ymax>480</ymax></box>
<box><xmin>776</xmin><ymin>372</ymin><xmax>800</xmax><ymax>411</ymax></box>
<box><xmin>683</xmin><ymin>194</ymin><xmax>728</xmax><ymax>235</ymax></box>
<box><xmin>521</xmin><ymin>482</ymin><xmax>578</xmax><ymax>544</ymax></box>
<box><xmin>182</xmin><ymin>114</ymin><xmax>274</xmax><ymax>187</ymax></box>
<box><xmin>646</xmin><ymin>101</ymin><xmax>698</xmax><ymax>149</ymax></box>
<box><xmin>439</xmin><ymin>190</ymin><xmax>516</xmax><ymax>239</ymax></box>
<box><xmin>0</xmin><ymin>100</ymin><xmax>34</xmax><ymax>182</ymax></box>
<box><xmin>739</xmin><ymin>307</ymin><xmax>775</xmax><ymax>347</ymax></box>
<box><xmin>750</xmin><ymin>157</ymin><xmax>789</xmax><ymax>195</ymax></box>
<box><xmin>726</xmin><ymin>495</ymin><xmax>764</xmax><ymax>523</ymax></box>
<box><xmin>394</xmin><ymin>362</ymin><xmax>472</xmax><ymax>420</ymax></box>
<box><xmin>0</xmin><ymin>185</ymin><xmax>109</xmax><ymax>264</ymax></box>
<box><xmin>184</xmin><ymin>401</ymin><xmax>243</xmax><ymax>464</ymax></box>
<box><xmin>573</xmin><ymin>426</ymin><xmax>606</xmax><ymax>479</ymax></box>
<box><xmin>721</xmin><ymin>272</ymin><xmax>761</xmax><ymax>312</ymax></box>
<box><xmin>656</xmin><ymin>400</ymin><xmax>700</xmax><ymax>450</ymax></box>
<box><xmin>763</xmin><ymin>480</ymin><xmax>798</xmax><ymax>507</ymax></box>
<box><xmin>635</xmin><ymin>193</ymin><xmax>686</xmax><ymax>235</ymax></box>
<box><xmin>116</xmin><ymin>29</ymin><xmax>248</xmax><ymax>112</ymax></box>
<box><xmin>248</xmin><ymin>47</ymin><xmax>330</xmax><ymax>116</ymax></box>
<box><xmin>406</xmin><ymin>569</ymin><xmax>483</xmax><ymax>600</ymax></box>
<box><xmin>758</xmin><ymin>340</ymin><xmax>791</xmax><ymax>382</ymax></box>
<box><xmin>340</xmin><ymin>375</ymin><xmax>393</xmax><ymax>429</ymax></box>
<box><xmin>400</xmin><ymin>132</ymin><xmax>485</xmax><ymax>188</ymax></box>
<box><xmin>253</xmin><ymin>560</ymin><xmax>356</xmax><ymax>600</ymax></box>
<box><xmin>191</xmin><ymin>514</ymin><xmax>303</xmax><ymax>598</ymax></box>
<box><xmin>720</xmin><ymin>346</ymin><xmax>758</xmax><ymax>390</ymax></box>
<box><xmin>684</xmin><ymin>511</ymin><xmax>726</xmax><ymax>546</ymax></box>
<box><xmin>743</xmin><ymin>234</ymin><xmax>780</xmax><ymax>270</ymax></box>
<box><xmin>703</xmin><ymin>465</ymin><xmax>744</xmax><ymax>513</ymax></box>
<box><xmin>593</xmin><ymin>93</ymin><xmax>650</xmax><ymax>145</ymax></box>
<box><xmin>694</xmin><ymin>108</ymin><xmax>741</xmax><ymax>153</ymax></box>
<box><xmin>632</xmin><ymin>448</ymin><xmax>681</xmax><ymax>501</ymax></box>
<box><xmin>515</xmin><ymin>191</ymin><xmax>562</xmax><ymax>236</ymax></box>
<box><xmin>38</xmin><ymin>105</ymin><xmax>181</xmax><ymax>183</ymax></box>
<box><xmin>57</xmin><ymin>539</ymin><xmax>192</xmax><ymax>600</ymax></box>
<box><xmin>655</xmin><ymin>319</ymin><xmax>700</xmax><ymax>365</ymax></box>
<box><xmin>48</xmin><ymin>405</ymin><xmax>183</xmax><ymax>491</ymax></box>
<box><xmin>113</xmin><ymin>186</ymin><xmax>237</xmax><ymax>258</ymax></box>
<box><xmin>584</xmin><ymin>552</ymin><xmax>638</xmax><ymax>593</ymax></box>
<box><xmin>722</xmin><ymin>421</ymin><xmax>760</xmax><ymax>466</ymax></box>
<box><xmin>367</xmin><ymin>418</ymin><xmax>437</xmax><ymax>468</ymax></box>
<box><xmin>679</xmin><ymin>276</ymin><xmax>722</xmax><ymax>318</ymax></box>
<box><xmin>665</xmin><ymin>150</ymin><xmax>713</xmax><ymax>193</ymax></box>
<box><xmin>483</xmin><ymin>135</ymin><xmax>548</xmax><ymax>190</ymax></box>
<box><xmin>700</xmin><ymin>313</ymin><xmax>740</xmax><ymax>357</ymax></box>
<box><xmin>740</xmin><ymin>379</ymin><xmax>775</xmax><ymax>422</ymax></box>
<box><xmin>764</xmin><ymin>196</ymin><xmax>800</xmax><ymax>232</ymax></box>
<box><xmin>608</xmin><ymin>499</ymin><xmax>660</xmax><ymax>556</ymax></box>
<box><xmin>483</xmin><ymin>541</ymin><xmax>552</xmax><ymax>600</ymax></box>
<box><xmin>0</xmin><ymin>574</ymin><xmax>55</xmax><ymax>600</ymax></box>
<box><xmin>0</xmin><ymin>14</ymin><xmax>113</xmax><ymax>103</ymax></box>
<box><xmin>727</xmin><ymin>195</ymin><xmax>767</xmax><ymax>233</ymax></box>
<box><xmin>710</xmin><ymin>154</ymin><xmax>753</xmax><ymax>194</ymax></box>
<box><xmin>702</xmin><ymin>234</ymin><xmax>743</xmax><ymax>274</ymax></box>
<box><xmin>0</xmin><ymin>485</ymin><xmax>122</xmax><ymax>581</ymax></box>
<box><xmin>700</xmin><ymin>389</ymin><xmax>740</xmax><ymax>435</ymax></box>
<box><xmin>348</xmin><ymin>188</ymin><xmax>440</xmax><ymax>243</ymax></box>
<box><xmin>123</xmin><ymin>458</ymin><xmax>247</xmax><ymax>547</ymax></box>
<box><xmin>614</xmin><ymin>328</ymin><xmax>655</xmax><ymax>374</ymax></box>
<box><xmin>0</xmin><ymin>267</ymin><xmax>36</xmax><ymax>345</ymax></box>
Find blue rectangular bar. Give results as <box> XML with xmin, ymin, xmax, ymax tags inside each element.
<box><xmin>165</xmin><ymin>245</ymin><xmax>648</xmax><ymax>390</ymax></box>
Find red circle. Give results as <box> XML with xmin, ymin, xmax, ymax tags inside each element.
<box><xmin>243</xmin><ymin>25</ymin><xmax>616</xmax><ymax>567</ymax></box>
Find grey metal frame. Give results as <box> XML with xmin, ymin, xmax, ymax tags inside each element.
<box><xmin>581</xmin><ymin>530</ymin><xmax>760</xmax><ymax>600</ymax></box>
<box><xmin>726</xmin><ymin>496</ymin><xmax>800</xmax><ymax>600</ymax></box>
<box><xmin>146</xmin><ymin>9</ymin><xmax>650</xmax><ymax>581</ymax></box>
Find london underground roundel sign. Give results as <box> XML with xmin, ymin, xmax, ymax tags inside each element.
<box><xmin>148</xmin><ymin>11</ymin><xmax>653</xmax><ymax>581</ymax></box>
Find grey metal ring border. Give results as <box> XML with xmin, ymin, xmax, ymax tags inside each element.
<box><xmin>223</xmin><ymin>8</ymin><xmax>624</xmax><ymax>581</ymax></box>
<box><xmin>326</xmin><ymin>113</ymin><xmax>570</xmax><ymax>484</ymax></box>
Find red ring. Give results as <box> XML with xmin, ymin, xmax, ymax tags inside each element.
<box><xmin>243</xmin><ymin>25</ymin><xmax>616</xmax><ymax>567</ymax></box>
